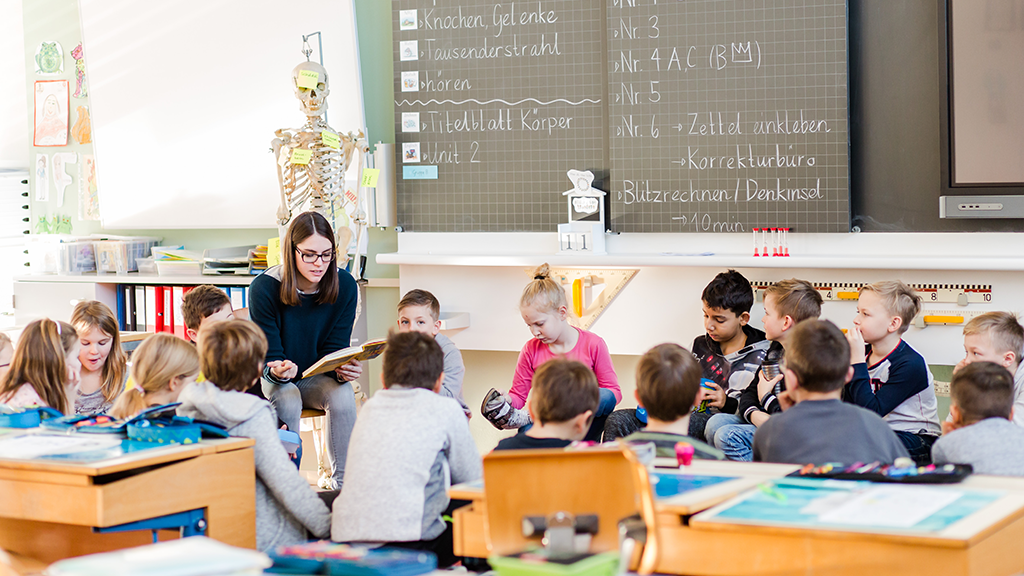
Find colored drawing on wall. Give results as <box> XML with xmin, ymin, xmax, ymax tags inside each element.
<box><xmin>71</xmin><ymin>106</ymin><xmax>92</xmax><ymax>144</ymax></box>
<box><xmin>71</xmin><ymin>43</ymin><xmax>88</xmax><ymax>98</ymax></box>
<box><xmin>35</xmin><ymin>41</ymin><xmax>64</xmax><ymax>75</ymax></box>
<box><xmin>34</xmin><ymin>80</ymin><xmax>69</xmax><ymax>146</ymax></box>
<box><xmin>80</xmin><ymin>154</ymin><xmax>100</xmax><ymax>220</ymax></box>
<box><xmin>35</xmin><ymin>216</ymin><xmax>51</xmax><ymax>234</ymax></box>
<box><xmin>52</xmin><ymin>152</ymin><xmax>77</xmax><ymax>207</ymax></box>
<box><xmin>35</xmin><ymin>154</ymin><xmax>49</xmax><ymax>201</ymax></box>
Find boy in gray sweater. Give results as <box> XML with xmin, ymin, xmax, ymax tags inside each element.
<box><xmin>397</xmin><ymin>289</ymin><xmax>470</xmax><ymax>416</ymax></box>
<box><xmin>932</xmin><ymin>362</ymin><xmax>1024</xmax><ymax>476</ymax></box>
<box><xmin>177</xmin><ymin>320</ymin><xmax>330</xmax><ymax>552</ymax></box>
<box><xmin>332</xmin><ymin>331</ymin><xmax>481</xmax><ymax>567</ymax></box>
<box><xmin>753</xmin><ymin>320</ymin><xmax>909</xmax><ymax>465</ymax></box>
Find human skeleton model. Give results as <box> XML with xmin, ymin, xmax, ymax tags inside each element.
<box><xmin>273</xmin><ymin>61</ymin><xmax>369</xmax><ymax>257</ymax></box>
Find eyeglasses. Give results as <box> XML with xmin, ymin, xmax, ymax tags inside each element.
<box><xmin>295</xmin><ymin>248</ymin><xmax>334</xmax><ymax>264</ymax></box>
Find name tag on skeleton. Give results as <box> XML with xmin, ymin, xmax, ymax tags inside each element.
<box><xmin>321</xmin><ymin>130</ymin><xmax>341</xmax><ymax>149</ymax></box>
<box><xmin>296</xmin><ymin>70</ymin><xmax>319</xmax><ymax>89</ymax></box>
<box><xmin>290</xmin><ymin>148</ymin><xmax>313</xmax><ymax>165</ymax></box>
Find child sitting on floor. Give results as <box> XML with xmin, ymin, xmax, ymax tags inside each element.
<box><xmin>754</xmin><ymin>319</ymin><xmax>909</xmax><ymax>465</ymax></box>
<box><xmin>397</xmin><ymin>289</ymin><xmax>469</xmax><ymax>416</ymax></box>
<box><xmin>482</xmin><ymin>263</ymin><xmax>620</xmax><ymax>440</ymax></box>
<box><xmin>932</xmin><ymin>362</ymin><xmax>1024</xmax><ymax>476</ymax></box>
<box><xmin>623</xmin><ymin>343</ymin><xmax>725</xmax><ymax>460</ymax></box>
<box><xmin>845</xmin><ymin>280</ymin><xmax>940</xmax><ymax>464</ymax></box>
<box><xmin>177</xmin><ymin>320</ymin><xmax>330</xmax><ymax>552</ymax></box>
<box><xmin>0</xmin><ymin>319</ymin><xmax>80</xmax><ymax>414</ymax></box>
<box><xmin>332</xmin><ymin>331</ymin><xmax>481</xmax><ymax>568</ymax></box>
<box><xmin>493</xmin><ymin>359</ymin><xmax>599</xmax><ymax>451</ymax></box>
<box><xmin>110</xmin><ymin>333</ymin><xmax>200</xmax><ymax>419</ymax></box>
<box><xmin>181</xmin><ymin>284</ymin><xmax>235</xmax><ymax>344</ymax></box>
<box><xmin>953</xmin><ymin>312</ymin><xmax>1024</xmax><ymax>427</ymax></box>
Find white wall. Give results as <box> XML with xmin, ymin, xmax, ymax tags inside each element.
<box><xmin>0</xmin><ymin>0</ymin><xmax>27</xmax><ymax>169</ymax></box>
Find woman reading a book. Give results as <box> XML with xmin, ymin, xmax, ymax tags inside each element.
<box><xmin>249</xmin><ymin>211</ymin><xmax>360</xmax><ymax>490</ymax></box>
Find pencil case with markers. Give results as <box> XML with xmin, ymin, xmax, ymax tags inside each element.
<box><xmin>125</xmin><ymin>403</ymin><xmax>230</xmax><ymax>445</ymax></box>
<box><xmin>0</xmin><ymin>406</ymin><xmax>63</xmax><ymax>428</ymax></box>
<box><xmin>267</xmin><ymin>541</ymin><xmax>437</xmax><ymax>576</ymax></box>
<box><xmin>790</xmin><ymin>460</ymin><xmax>973</xmax><ymax>484</ymax></box>
<box><xmin>41</xmin><ymin>413</ymin><xmax>128</xmax><ymax>435</ymax></box>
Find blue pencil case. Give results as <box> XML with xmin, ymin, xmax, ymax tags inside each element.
<box><xmin>125</xmin><ymin>403</ymin><xmax>230</xmax><ymax>445</ymax></box>
<box><xmin>0</xmin><ymin>406</ymin><xmax>63</xmax><ymax>428</ymax></box>
<box><xmin>42</xmin><ymin>413</ymin><xmax>128</xmax><ymax>435</ymax></box>
<box><xmin>268</xmin><ymin>542</ymin><xmax>437</xmax><ymax>576</ymax></box>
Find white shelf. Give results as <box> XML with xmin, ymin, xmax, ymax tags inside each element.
<box><xmin>14</xmin><ymin>273</ymin><xmax>256</xmax><ymax>285</ymax></box>
<box><xmin>376</xmin><ymin>252</ymin><xmax>1024</xmax><ymax>272</ymax></box>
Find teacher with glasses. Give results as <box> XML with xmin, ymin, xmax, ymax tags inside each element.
<box><xmin>249</xmin><ymin>211</ymin><xmax>361</xmax><ymax>490</ymax></box>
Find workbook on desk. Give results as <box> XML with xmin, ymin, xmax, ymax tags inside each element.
<box><xmin>302</xmin><ymin>338</ymin><xmax>387</xmax><ymax>379</ymax></box>
<box><xmin>698</xmin><ymin>478</ymin><xmax>1003</xmax><ymax>533</ymax></box>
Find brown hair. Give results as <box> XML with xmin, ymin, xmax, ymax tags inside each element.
<box><xmin>0</xmin><ymin>319</ymin><xmax>78</xmax><ymax>414</ymax></box>
<box><xmin>764</xmin><ymin>279</ymin><xmax>822</xmax><ymax>323</ymax></box>
<box><xmin>636</xmin><ymin>343</ymin><xmax>702</xmax><ymax>422</ymax></box>
<box><xmin>110</xmin><ymin>334</ymin><xmax>200</xmax><ymax>419</ymax></box>
<box><xmin>71</xmin><ymin>300</ymin><xmax>127</xmax><ymax>403</ymax></box>
<box><xmin>964</xmin><ymin>312</ymin><xmax>1024</xmax><ymax>361</ymax></box>
<box><xmin>182</xmin><ymin>285</ymin><xmax>232</xmax><ymax>332</ymax></box>
<box><xmin>951</xmin><ymin>362</ymin><xmax>1014</xmax><ymax>424</ymax></box>
<box><xmin>860</xmin><ymin>281</ymin><xmax>921</xmax><ymax>335</ymax></box>
<box><xmin>382</xmin><ymin>330</ymin><xmax>443</xmax><ymax>390</ymax></box>
<box><xmin>198</xmin><ymin>320</ymin><xmax>267</xmax><ymax>392</ymax></box>
<box><xmin>785</xmin><ymin>320</ymin><xmax>850</xmax><ymax>393</ymax></box>
<box><xmin>280</xmin><ymin>211</ymin><xmax>339</xmax><ymax>307</ymax></box>
<box><xmin>520</xmin><ymin>263</ymin><xmax>568</xmax><ymax>314</ymax></box>
<box><xmin>398</xmin><ymin>289</ymin><xmax>441</xmax><ymax>321</ymax></box>
<box><xmin>530</xmin><ymin>359</ymin><xmax>599</xmax><ymax>425</ymax></box>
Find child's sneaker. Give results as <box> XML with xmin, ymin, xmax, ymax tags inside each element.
<box><xmin>481</xmin><ymin>389</ymin><xmax>532</xmax><ymax>430</ymax></box>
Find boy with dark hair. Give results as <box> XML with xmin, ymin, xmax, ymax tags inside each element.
<box><xmin>397</xmin><ymin>289</ymin><xmax>469</xmax><ymax>415</ymax></box>
<box><xmin>623</xmin><ymin>343</ymin><xmax>725</xmax><ymax>460</ymax></box>
<box><xmin>181</xmin><ymin>285</ymin><xmax>234</xmax><ymax>343</ymax></box>
<box><xmin>177</xmin><ymin>320</ymin><xmax>330</xmax><ymax>552</ymax></box>
<box><xmin>707</xmin><ymin>279</ymin><xmax>823</xmax><ymax>461</ymax></box>
<box><xmin>332</xmin><ymin>331</ymin><xmax>481</xmax><ymax>568</ymax></box>
<box><xmin>494</xmin><ymin>359</ymin><xmax>598</xmax><ymax>450</ymax></box>
<box><xmin>753</xmin><ymin>320</ymin><xmax>908</xmax><ymax>465</ymax></box>
<box><xmin>845</xmin><ymin>280</ymin><xmax>940</xmax><ymax>465</ymax></box>
<box><xmin>932</xmin><ymin>362</ymin><xmax>1024</xmax><ymax>476</ymax></box>
<box><xmin>954</xmin><ymin>312</ymin><xmax>1024</xmax><ymax>427</ymax></box>
<box><xmin>688</xmin><ymin>269</ymin><xmax>772</xmax><ymax>442</ymax></box>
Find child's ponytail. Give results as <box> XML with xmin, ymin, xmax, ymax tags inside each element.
<box><xmin>110</xmin><ymin>387</ymin><xmax>147</xmax><ymax>420</ymax></box>
<box><xmin>520</xmin><ymin>263</ymin><xmax>569</xmax><ymax>314</ymax></box>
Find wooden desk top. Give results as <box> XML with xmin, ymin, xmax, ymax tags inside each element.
<box><xmin>0</xmin><ymin>429</ymin><xmax>253</xmax><ymax>478</ymax></box>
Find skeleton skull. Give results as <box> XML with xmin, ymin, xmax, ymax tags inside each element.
<box><xmin>292</xmin><ymin>61</ymin><xmax>330</xmax><ymax>117</ymax></box>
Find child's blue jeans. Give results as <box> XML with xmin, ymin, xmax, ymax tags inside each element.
<box><xmin>706</xmin><ymin>413</ymin><xmax>755</xmax><ymax>461</ymax></box>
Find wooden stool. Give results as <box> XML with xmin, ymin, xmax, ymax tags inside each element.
<box><xmin>299</xmin><ymin>381</ymin><xmax>366</xmax><ymax>488</ymax></box>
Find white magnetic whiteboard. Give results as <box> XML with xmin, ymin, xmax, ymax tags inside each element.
<box><xmin>79</xmin><ymin>0</ymin><xmax>366</xmax><ymax>228</ymax></box>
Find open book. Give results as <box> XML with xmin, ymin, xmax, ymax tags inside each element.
<box><xmin>302</xmin><ymin>338</ymin><xmax>388</xmax><ymax>379</ymax></box>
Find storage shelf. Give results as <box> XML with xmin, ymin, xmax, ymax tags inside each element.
<box><xmin>14</xmin><ymin>273</ymin><xmax>256</xmax><ymax>285</ymax></box>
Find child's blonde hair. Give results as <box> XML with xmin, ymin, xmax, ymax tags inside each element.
<box><xmin>520</xmin><ymin>263</ymin><xmax>568</xmax><ymax>314</ymax></box>
<box><xmin>764</xmin><ymin>279</ymin><xmax>822</xmax><ymax>323</ymax></box>
<box><xmin>199</xmin><ymin>320</ymin><xmax>267</xmax><ymax>392</ymax></box>
<box><xmin>964</xmin><ymin>312</ymin><xmax>1024</xmax><ymax>360</ymax></box>
<box><xmin>72</xmin><ymin>301</ymin><xmax>127</xmax><ymax>404</ymax></box>
<box><xmin>860</xmin><ymin>280</ymin><xmax>921</xmax><ymax>335</ymax></box>
<box><xmin>110</xmin><ymin>334</ymin><xmax>200</xmax><ymax>419</ymax></box>
<box><xmin>0</xmin><ymin>319</ymin><xmax>78</xmax><ymax>414</ymax></box>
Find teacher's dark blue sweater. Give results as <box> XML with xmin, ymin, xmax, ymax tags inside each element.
<box><xmin>249</xmin><ymin>265</ymin><xmax>358</xmax><ymax>383</ymax></box>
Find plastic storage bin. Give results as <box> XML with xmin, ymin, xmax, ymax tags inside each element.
<box><xmin>59</xmin><ymin>241</ymin><xmax>96</xmax><ymax>274</ymax></box>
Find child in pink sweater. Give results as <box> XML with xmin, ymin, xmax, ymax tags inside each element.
<box><xmin>482</xmin><ymin>264</ymin><xmax>620</xmax><ymax>440</ymax></box>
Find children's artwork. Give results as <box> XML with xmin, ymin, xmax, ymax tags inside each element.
<box><xmin>35</xmin><ymin>153</ymin><xmax>49</xmax><ymax>201</ymax></box>
<box><xmin>56</xmin><ymin>214</ymin><xmax>73</xmax><ymax>234</ymax></box>
<box><xmin>402</xmin><ymin>142</ymin><xmax>420</xmax><ymax>163</ymax></box>
<box><xmin>400</xmin><ymin>40</ymin><xmax>418</xmax><ymax>61</ymax></box>
<box><xmin>34</xmin><ymin>80</ymin><xmax>69</xmax><ymax>146</ymax></box>
<box><xmin>401</xmin><ymin>112</ymin><xmax>420</xmax><ymax>133</ymax></box>
<box><xmin>71</xmin><ymin>105</ymin><xmax>92</xmax><ymax>144</ymax></box>
<box><xmin>52</xmin><ymin>152</ymin><xmax>78</xmax><ymax>207</ymax></box>
<box><xmin>80</xmin><ymin>154</ymin><xmax>100</xmax><ymax>220</ymax></box>
<box><xmin>399</xmin><ymin>10</ymin><xmax>417</xmax><ymax>30</ymax></box>
<box><xmin>35</xmin><ymin>216</ymin><xmax>51</xmax><ymax>234</ymax></box>
<box><xmin>71</xmin><ymin>42</ymin><xmax>88</xmax><ymax>98</ymax></box>
<box><xmin>34</xmin><ymin>41</ymin><xmax>64</xmax><ymax>75</ymax></box>
<box><xmin>401</xmin><ymin>71</ymin><xmax>419</xmax><ymax>92</ymax></box>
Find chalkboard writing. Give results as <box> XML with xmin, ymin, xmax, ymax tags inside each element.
<box><xmin>393</xmin><ymin>1</ymin><xmax>848</xmax><ymax>233</ymax></box>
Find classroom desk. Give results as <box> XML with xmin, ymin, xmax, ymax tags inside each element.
<box><xmin>0</xmin><ymin>429</ymin><xmax>256</xmax><ymax>564</ymax></box>
<box><xmin>451</xmin><ymin>461</ymin><xmax>1024</xmax><ymax>575</ymax></box>
<box><xmin>448</xmin><ymin>459</ymin><xmax>800</xmax><ymax>562</ymax></box>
